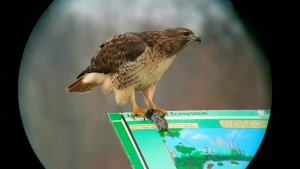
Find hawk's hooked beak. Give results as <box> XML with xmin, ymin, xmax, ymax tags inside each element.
<box><xmin>190</xmin><ymin>33</ymin><xmax>201</xmax><ymax>44</ymax></box>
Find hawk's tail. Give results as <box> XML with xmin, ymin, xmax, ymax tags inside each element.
<box><xmin>66</xmin><ymin>73</ymin><xmax>106</xmax><ymax>93</ymax></box>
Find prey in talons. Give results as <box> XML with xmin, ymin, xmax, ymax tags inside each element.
<box><xmin>144</xmin><ymin>109</ymin><xmax>174</xmax><ymax>136</ymax></box>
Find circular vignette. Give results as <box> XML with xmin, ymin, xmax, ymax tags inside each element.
<box><xmin>18</xmin><ymin>0</ymin><xmax>271</xmax><ymax>168</ymax></box>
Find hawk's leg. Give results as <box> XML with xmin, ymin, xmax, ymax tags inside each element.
<box><xmin>147</xmin><ymin>99</ymin><xmax>167</xmax><ymax>114</ymax></box>
<box><xmin>130</xmin><ymin>93</ymin><xmax>148</xmax><ymax>117</ymax></box>
<box><xmin>143</xmin><ymin>85</ymin><xmax>167</xmax><ymax>115</ymax></box>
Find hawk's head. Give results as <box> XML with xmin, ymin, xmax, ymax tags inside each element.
<box><xmin>162</xmin><ymin>27</ymin><xmax>201</xmax><ymax>45</ymax></box>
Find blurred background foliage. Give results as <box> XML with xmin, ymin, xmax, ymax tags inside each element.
<box><xmin>18</xmin><ymin>0</ymin><xmax>271</xmax><ymax>168</ymax></box>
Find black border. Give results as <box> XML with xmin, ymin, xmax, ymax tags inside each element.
<box><xmin>3</xmin><ymin>1</ymin><xmax>53</xmax><ymax>168</ymax></box>
<box><xmin>230</xmin><ymin>1</ymin><xmax>287</xmax><ymax>168</ymax></box>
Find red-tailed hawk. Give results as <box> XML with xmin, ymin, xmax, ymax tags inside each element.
<box><xmin>66</xmin><ymin>27</ymin><xmax>201</xmax><ymax>117</ymax></box>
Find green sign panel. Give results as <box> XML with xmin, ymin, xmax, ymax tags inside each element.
<box><xmin>108</xmin><ymin>110</ymin><xmax>270</xmax><ymax>169</ymax></box>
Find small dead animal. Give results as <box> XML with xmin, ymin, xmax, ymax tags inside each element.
<box><xmin>145</xmin><ymin>109</ymin><xmax>174</xmax><ymax>136</ymax></box>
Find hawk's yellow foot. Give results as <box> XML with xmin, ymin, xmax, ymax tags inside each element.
<box><xmin>131</xmin><ymin>108</ymin><xmax>148</xmax><ymax>117</ymax></box>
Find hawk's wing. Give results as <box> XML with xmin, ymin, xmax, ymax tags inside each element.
<box><xmin>77</xmin><ymin>32</ymin><xmax>150</xmax><ymax>78</ymax></box>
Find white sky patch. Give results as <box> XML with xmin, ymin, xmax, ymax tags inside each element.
<box><xmin>180</xmin><ymin>130</ymin><xmax>188</xmax><ymax>138</ymax></box>
<box><xmin>180</xmin><ymin>129</ymin><xmax>193</xmax><ymax>138</ymax></box>
<box><xmin>190</xmin><ymin>133</ymin><xmax>209</xmax><ymax>140</ymax></box>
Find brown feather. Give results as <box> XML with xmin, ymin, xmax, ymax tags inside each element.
<box><xmin>87</xmin><ymin>33</ymin><xmax>148</xmax><ymax>75</ymax></box>
<box><xmin>66</xmin><ymin>76</ymin><xmax>97</xmax><ymax>93</ymax></box>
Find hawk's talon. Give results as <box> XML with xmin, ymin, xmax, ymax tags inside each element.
<box><xmin>153</xmin><ymin>108</ymin><xmax>167</xmax><ymax>115</ymax></box>
<box><xmin>131</xmin><ymin>114</ymin><xmax>136</xmax><ymax>120</ymax></box>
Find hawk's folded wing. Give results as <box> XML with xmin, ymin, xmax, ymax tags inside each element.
<box><xmin>77</xmin><ymin>33</ymin><xmax>148</xmax><ymax>78</ymax></box>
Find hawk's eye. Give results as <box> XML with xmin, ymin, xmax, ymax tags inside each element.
<box><xmin>183</xmin><ymin>32</ymin><xmax>190</xmax><ymax>36</ymax></box>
